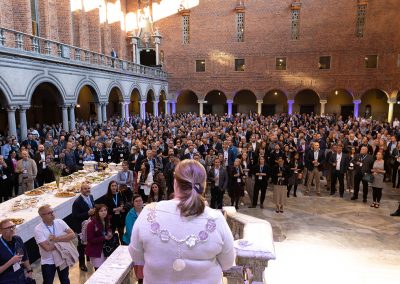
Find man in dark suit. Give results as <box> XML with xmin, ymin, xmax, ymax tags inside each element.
<box><xmin>249</xmin><ymin>156</ymin><xmax>269</xmax><ymax>208</ymax></box>
<box><xmin>208</xmin><ymin>158</ymin><xmax>228</xmax><ymax>209</ymax></box>
<box><xmin>351</xmin><ymin>146</ymin><xmax>374</xmax><ymax>202</ymax></box>
<box><xmin>305</xmin><ymin>142</ymin><xmax>325</xmax><ymax>196</ymax></box>
<box><xmin>34</xmin><ymin>144</ymin><xmax>53</xmax><ymax>187</ymax></box>
<box><xmin>329</xmin><ymin>144</ymin><xmax>349</xmax><ymax>197</ymax></box>
<box><xmin>71</xmin><ymin>182</ymin><xmax>95</xmax><ymax>272</ymax></box>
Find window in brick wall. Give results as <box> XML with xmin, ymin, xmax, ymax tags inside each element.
<box><xmin>365</xmin><ymin>55</ymin><xmax>378</xmax><ymax>68</ymax></box>
<box><xmin>291</xmin><ymin>9</ymin><xmax>300</xmax><ymax>40</ymax></box>
<box><xmin>236</xmin><ymin>12</ymin><xmax>245</xmax><ymax>42</ymax></box>
<box><xmin>356</xmin><ymin>4</ymin><xmax>367</xmax><ymax>38</ymax></box>
<box><xmin>235</xmin><ymin>59</ymin><xmax>245</xmax><ymax>71</ymax></box>
<box><xmin>276</xmin><ymin>57</ymin><xmax>287</xmax><ymax>70</ymax></box>
<box><xmin>182</xmin><ymin>15</ymin><xmax>190</xmax><ymax>44</ymax></box>
<box><xmin>196</xmin><ymin>60</ymin><xmax>206</xmax><ymax>72</ymax></box>
<box><xmin>31</xmin><ymin>0</ymin><xmax>40</xmax><ymax>36</ymax></box>
<box><xmin>319</xmin><ymin>56</ymin><xmax>331</xmax><ymax>70</ymax></box>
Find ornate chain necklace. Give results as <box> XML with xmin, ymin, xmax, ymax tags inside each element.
<box><xmin>147</xmin><ymin>203</ymin><xmax>217</xmax><ymax>272</ymax></box>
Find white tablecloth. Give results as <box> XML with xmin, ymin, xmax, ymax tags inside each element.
<box><xmin>85</xmin><ymin>245</ymin><xmax>133</xmax><ymax>284</ymax></box>
<box><xmin>0</xmin><ymin>174</ymin><xmax>117</xmax><ymax>242</ymax></box>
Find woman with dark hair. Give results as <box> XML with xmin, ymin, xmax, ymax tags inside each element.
<box><xmin>6</xmin><ymin>150</ymin><xmax>19</xmax><ymax>197</ymax></box>
<box><xmin>85</xmin><ymin>204</ymin><xmax>113</xmax><ymax>270</ymax></box>
<box><xmin>229</xmin><ymin>158</ymin><xmax>245</xmax><ymax>209</ymax></box>
<box><xmin>137</xmin><ymin>162</ymin><xmax>153</xmax><ymax>203</ymax></box>
<box><xmin>272</xmin><ymin>157</ymin><xmax>290</xmax><ymax>213</ymax></box>
<box><xmin>148</xmin><ymin>183</ymin><xmax>165</xmax><ymax>203</ymax></box>
<box><xmin>103</xmin><ymin>180</ymin><xmax>126</xmax><ymax>243</ymax></box>
<box><xmin>129</xmin><ymin>160</ymin><xmax>235</xmax><ymax>283</ymax></box>
<box><xmin>287</xmin><ymin>152</ymin><xmax>304</xmax><ymax>197</ymax></box>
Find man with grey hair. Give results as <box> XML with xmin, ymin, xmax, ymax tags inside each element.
<box><xmin>16</xmin><ymin>150</ymin><xmax>37</xmax><ymax>194</ymax></box>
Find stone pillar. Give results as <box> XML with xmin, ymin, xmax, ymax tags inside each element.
<box><xmin>353</xmin><ymin>100</ymin><xmax>361</xmax><ymax>118</ymax></box>
<box><xmin>164</xmin><ymin>100</ymin><xmax>170</xmax><ymax>115</ymax></box>
<box><xmin>69</xmin><ymin>104</ymin><xmax>76</xmax><ymax>131</ymax></box>
<box><xmin>227</xmin><ymin>100</ymin><xmax>233</xmax><ymax>116</ymax></box>
<box><xmin>125</xmin><ymin>103</ymin><xmax>130</xmax><ymax>121</ymax></box>
<box><xmin>153</xmin><ymin>30</ymin><xmax>162</xmax><ymax>65</ymax></box>
<box><xmin>61</xmin><ymin>105</ymin><xmax>69</xmax><ymax>132</ymax></box>
<box><xmin>198</xmin><ymin>100</ymin><xmax>205</xmax><ymax>116</ymax></box>
<box><xmin>171</xmin><ymin>100</ymin><xmax>176</xmax><ymax>114</ymax></box>
<box><xmin>320</xmin><ymin>99</ymin><xmax>327</xmax><ymax>116</ymax></box>
<box><xmin>121</xmin><ymin>102</ymin><xmax>126</xmax><ymax>120</ymax></box>
<box><xmin>96</xmin><ymin>103</ymin><xmax>102</xmax><ymax>124</ymax></box>
<box><xmin>7</xmin><ymin>107</ymin><xmax>17</xmax><ymax>138</ymax></box>
<box><xmin>153</xmin><ymin>100</ymin><xmax>159</xmax><ymax>117</ymax></box>
<box><xmin>288</xmin><ymin>99</ymin><xmax>294</xmax><ymax>115</ymax></box>
<box><xmin>139</xmin><ymin>101</ymin><xmax>146</xmax><ymax>120</ymax></box>
<box><xmin>102</xmin><ymin>103</ymin><xmax>107</xmax><ymax>122</ymax></box>
<box><xmin>19</xmin><ymin>105</ymin><xmax>29</xmax><ymax>141</ymax></box>
<box><xmin>256</xmin><ymin>100</ymin><xmax>263</xmax><ymax>115</ymax></box>
<box><xmin>388</xmin><ymin>98</ymin><xmax>396</xmax><ymax>123</ymax></box>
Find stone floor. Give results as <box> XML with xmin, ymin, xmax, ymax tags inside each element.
<box><xmin>30</xmin><ymin>179</ymin><xmax>400</xmax><ymax>284</ymax></box>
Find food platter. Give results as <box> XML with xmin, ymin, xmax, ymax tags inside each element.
<box><xmin>25</xmin><ymin>189</ymin><xmax>45</xmax><ymax>196</ymax></box>
<box><xmin>11</xmin><ymin>197</ymin><xmax>39</xmax><ymax>211</ymax></box>
<box><xmin>55</xmin><ymin>191</ymin><xmax>76</xmax><ymax>198</ymax></box>
<box><xmin>9</xmin><ymin>218</ymin><xmax>24</xmax><ymax>225</ymax></box>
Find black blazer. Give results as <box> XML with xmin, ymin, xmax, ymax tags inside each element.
<box><xmin>253</xmin><ymin>164</ymin><xmax>269</xmax><ymax>186</ymax></box>
<box><xmin>71</xmin><ymin>194</ymin><xmax>95</xmax><ymax>233</ymax></box>
<box><xmin>305</xmin><ymin>149</ymin><xmax>325</xmax><ymax>171</ymax></box>
<box><xmin>329</xmin><ymin>153</ymin><xmax>350</xmax><ymax>174</ymax></box>
<box><xmin>354</xmin><ymin>154</ymin><xmax>374</xmax><ymax>175</ymax></box>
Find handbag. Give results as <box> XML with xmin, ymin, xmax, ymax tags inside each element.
<box><xmin>362</xmin><ymin>173</ymin><xmax>374</xmax><ymax>183</ymax></box>
<box><xmin>103</xmin><ymin>233</ymin><xmax>120</xmax><ymax>257</ymax></box>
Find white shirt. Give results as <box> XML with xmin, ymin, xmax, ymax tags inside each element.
<box><xmin>223</xmin><ymin>150</ymin><xmax>228</xmax><ymax>166</ymax></box>
<box><xmin>314</xmin><ymin>151</ymin><xmax>319</xmax><ymax>160</ymax></box>
<box><xmin>336</xmin><ymin>153</ymin><xmax>342</xmax><ymax>171</ymax></box>
<box><xmin>34</xmin><ymin>219</ymin><xmax>71</xmax><ymax>265</ymax></box>
<box><xmin>214</xmin><ymin>168</ymin><xmax>220</xmax><ymax>186</ymax></box>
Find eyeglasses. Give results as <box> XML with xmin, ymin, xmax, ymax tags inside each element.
<box><xmin>2</xmin><ymin>225</ymin><xmax>16</xmax><ymax>231</ymax></box>
<box><xmin>41</xmin><ymin>210</ymin><xmax>54</xmax><ymax>216</ymax></box>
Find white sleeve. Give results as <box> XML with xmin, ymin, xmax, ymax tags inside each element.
<box><xmin>57</xmin><ymin>219</ymin><xmax>71</xmax><ymax>233</ymax></box>
<box><xmin>128</xmin><ymin>208</ymin><xmax>146</xmax><ymax>264</ymax></box>
<box><xmin>34</xmin><ymin>226</ymin><xmax>47</xmax><ymax>245</ymax></box>
<box><xmin>216</xmin><ymin>217</ymin><xmax>236</xmax><ymax>270</ymax></box>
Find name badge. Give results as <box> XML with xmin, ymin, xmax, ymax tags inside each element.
<box><xmin>13</xmin><ymin>262</ymin><xmax>21</xmax><ymax>272</ymax></box>
<box><xmin>54</xmin><ymin>155</ymin><xmax>58</xmax><ymax>158</ymax></box>
<box><xmin>259</xmin><ymin>176</ymin><xmax>263</xmax><ymax>180</ymax></box>
<box><xmin>120</xmin><ymin>153</ymin><xmax>124</xmax><ymax>157</ymax></box>
<box><xmin>108</xmin><ymin>156</ymin><xmax>112</xmax><ymax>160</ymax></box>
<box><xmin>350</xmin><ymin>163</ymin><xmax>354</xmax><ymax>167</ymax></box>
<box><xmin>237</xmin><ymin>178</ymin><xmax>241</xmax><ymax>183</ymax></box>
<box><xmin>100</xmin><ymin>158</ymin><xmax>103</xmax><ymax>162</ymax></box>
<box><xmin>42</xmin><ymin>162</ymin><xmax>46</xmax><ymax>169</ymax></box>
<box><xmin>2</xmin><ymin>175</ymin><xmax>7</xmax><ymax>180</ymax></box>
<box><xmin>79</xmin><ymin>160</ymin><xmax>83</xmax><ymax>164</ymax></box>
<box><xmin>23</xmin><ymin>170</ymin><xmax>27</xmax><ymax>174</ymax></box>
<box><xmin>359</xmin><ymin>163</ymin><xmax>363</xmax><ymax>167</ymax></box>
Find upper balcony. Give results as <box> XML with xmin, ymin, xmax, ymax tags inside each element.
<box><xmin>0</xmin><ymin>26</ymin><xmax>167</xmax><ymax>81</ymax></box>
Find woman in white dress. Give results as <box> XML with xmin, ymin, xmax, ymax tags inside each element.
<box><xmin>129</xmin><ymin>159</ymin><xmax>235</xmax><ymax>284</ymax></box>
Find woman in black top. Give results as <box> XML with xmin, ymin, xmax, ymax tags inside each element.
<box><xmin>287</xmin><ymin>153</ymin><xmax>304</xmax><ymax>197</ymax></box>
<box><xmin>272</xmin><ymin>157</ymin><xmax>290</xmax><ymax>213</ymax></box>
<box><xmin>229</xmin><ymin>158</ymin><xmax>245</xmax><ymax>209</ymax></box>
<box><xmin>103</xmin><ymin>180</ymin><xmax>126</xmax><ymax>243</ymax></box>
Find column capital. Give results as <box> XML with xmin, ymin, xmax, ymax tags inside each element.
<box><xmin>288</xmin><ymin>99</ymin><xmax>295</xmax><ymax>104</ymax></box>
<box><xmin>68</xmin><ymin>104</ymin><xmax>76</xmax><ymax>108</ymax></box>
<box><xmin>165</xmin><ymin>100</ymin><xmax>170</xmax><ymax>103</ymax></box>
<box><xmin>319</xmin><ymin>99</ymin><xmax>328</xmax><ymax>104</ymax></box>
<box><xmin>198</xmin><ymin>100</ymin><xmax>206</xmax><ymax>104</ymax></box>
<box><xmin>153</xmin><ymin>100</ymin><xmax>159</xmax><ymax>104</ymax></box>
<box><xmin>100</xmin><ymin>102</ymin><xmax>108</xmax><ymax>107</ymax></box>
<box><xmin>256</xmin><ymin>100</ymin><xmax>263</xmax><ymax>104</ymax></box>
<box><xmin>139</xmin><ymin>100</ymin><xmax>147</xmax><ymax>104</ymax></box>
<box><xmin>226</xmin><ymin>100</ymin><xmax>233</xmax><ymax>104</ymax></box>
<box><xmin>353</xmin><ymin>99</ymin><xmax>361</xmax><ymax>104</ymax></box>
<box><xmin>18</xmin><ymin>105</ymin><xmax>30</xmax><ymax>111</ymax></box>
<box><xmin>170</xmin><ymin>100</ymin><xmax>177</xmax><ymax>104</ymax></box>
<box><xmin>388</xmin><ymin>98</ymin><xmax>397</xmax><ymax>104</ymax></box>
<box><xmin>7</xmin><ymin>106</ymin><xmax>18</xmax><ymax>112</ymax></box>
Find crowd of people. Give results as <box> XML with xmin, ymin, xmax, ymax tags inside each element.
<box><xmin>1</xmin><ymin>111</ymin><xmax>400</xmax><ymax>283</ymax></box>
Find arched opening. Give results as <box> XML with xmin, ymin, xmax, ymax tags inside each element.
<box><xmin>177</xmin><ymin>90</ymin><xmax>198</xmax><ymax>113</ymax></box>
<box><xmin>0</xmin><ymin>90</ymin><xmax>8</xmax><ymax>136</ymax></box>
<box><xmin>326</xmin><ymin>89</ymin><xmax>354</xmax><ymax>118</ymax></box>
<box><xmin>140</xmin><ymin>49</ymin><xmax>156</xmax><ymax>67</ymax></box>
<box><xmin>360</xmin><ymin>89</ymin><xmax>388</xmax><ymax>120</ymax></box>
<box><xmin>129</xmin><ymin>88</ymin><xmax>141</xmax><ymax>116</ymax></box>
<box><xmin>294</xmin><ymin>89</ymin><xmax>320</xmax><ymax>115</ymax></box>
<box><xmin>204</xmin><ymin>90</ymin><xmax>227</xmax><ymax>115</ymax></box>
<box><xmin>145</xmin><ymin>90</ymin><xmax>154</xmax><ymax>114</ymax></box>
<box><xmin>158</xmin><ymin>90</ymin><xmax>166</xmax><ymax>114</ymax></box>
<box><xmin>263</xmin><ymin>90</ymin><xmax>288</xmax><ymax>115</ymax></box>
<box><xmin>233</xmin><ymin>90</ymin><xmax>257</xmax><ymax>114</ymax></box>
<box><xmin>107</xmin><ymin>87</ymin><xmax>123</xmax><ymax>119</ymax></box>
<box><xmin>76</xmin><ymin>85</ymin><xmax>99</xmax><ymax>122</ymax></box>
<box><xmin>27</xmin><ymin>82</ymin><xmax>63</xmax><ymax>127</ymax></box>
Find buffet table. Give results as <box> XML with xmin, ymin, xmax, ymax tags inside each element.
<box><xmin>0</xmin><ymin>172</ymin><xmax>118</xmax><ymax>242</ymax></box>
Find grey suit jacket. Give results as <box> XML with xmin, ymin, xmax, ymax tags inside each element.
<box><xmin>116</xmin><ymin>170</ymin><xmax>135</xmax><ymax>189</ymax></box>
<box><xmin>208</xmin><ymin>167</ymin><xmax>228</xmax><ymax>190</ymax></box>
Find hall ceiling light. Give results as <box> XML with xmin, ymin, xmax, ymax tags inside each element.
<box><xmin>335</xmin><ymin>90</ymin><xmax>339</xmax><ymax>95</ymax></box>
<box><xmin>274</xmin><ymin>92</ymin><xmax>278</xmax><ymax>95</ymax></box>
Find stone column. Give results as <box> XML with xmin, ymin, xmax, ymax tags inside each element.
<box><xmin>61</xmin><ymin>105</ymin><xmax>69</xmax><ymax>132</ymax></box>
<box><xmin>388</xmin><ymin>98</ymin><xmax>396</xmax><ymax>123</ymax></box>
<box><xmin>153</xmin><ymin>30</ymin><xmax>162</xmax><ymax>65</ymax></box>
<box><xmin>19</xmin><ymin>105</ymin><xmax>29</xmax><ymax>141</ymax></box>
<box><xmin>171</xmin><ymin>100</ymin><xmax>176</xmax><ymax>114</ymax></box>
<box><xmin>164</xmin><ymin>100</ymin><xmax>170</xmax><ymax>115</ymax></box>
<box><xmin>227</xmin><ymin>100</ymin><xmax>233</xmax><ymax>116</ymax></box>
<box><xmin>139</xmin><ymin>101</ymin><xmax>147</xmax><ymax>120</ymax></box>
<box><xmin>102</xmin><ymin>103</ymin><xmax>107</xmax><ymax>122</ymax></box>
<box><xmin>288</xmin><ymin>99</ymin><xmax>294</xmax><ymax>115</ymax></box>
<box><xmin>69</xmin><ymin>104</ymin><xmax>76</xmax><ymax>131</ymax></box>
<box><xmin>96</xmin><ymin>103</ymin><xmax>102</xmax><ymax>124</ymax></box>
<box><xmin>125</xmin><ymin>103</ymin><xmax>130</xmax><ymax>121</ymax></box>
<box><xmin>7</xmin><ymin>106</ymin><xmax>17</xmax><ymax>138</ymax></box>
<box><xmin>198</xmin><ymin>100</ymin><xmax>205</xmax><ymax>116</ymax></box>
<box><xmin>153</xmin><ymin>100</ymin><xmax>159</xmax><ymax>117</ymax></box>
<box><xmin>256</xmin><ymin>100</ymin><xmax>263</xmax><ymax>115</ymax></box>
<box><xmin>320</xmin><ymin>99</ymin><xmax>327</xmax><ymax>116</ymax></box>
<box><xmin>353</xmin><ymin>100</ymin><xmax>361</xmax><ymax>118</ymax></box>
<box><xmin>121</xmin><ymin>102</ymin><xmax>126</xmax><ymax>120</ymax></box>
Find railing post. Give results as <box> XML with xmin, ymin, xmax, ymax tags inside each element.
<box><xmin>0</xmin><ymin>28</ymin><xmax>5</xmax><ymax>46</ymax></box>
<box><xmin>101</xmin><ymin>55</ymin><xmax>105</xmax><ymax>65</ymax></box>
<box><xmin>15</xmin><ymin>33</ymin><xmax>23</xmax><ymax>49</ymax></box>
<box><xmin>85</xmin><ymin>51</ymin><xmax>90</xmax><ymax>63</ymax></box>
<box><xmin>44</xmin><ymin>40</ymin><xmax>51</xmax><ymax>55</ymax></box>
<box><xmin>75</xmin><ymin>48</ymin><xmax>81</xmax><ymax>61</ymax></box>
<box><xmin>93</xmin><ymin>53</ymin><xmax>98</xmax><ymax>64</ymax></box>
<box><xmin>57</xmin><ymin>43</ymin><xmax>62</xmax><ymax>57</ymax></box>
<box><xmin>31</xmin><ymin>36</ymin><xmax>39</xmax><ymax>53</ymax></box>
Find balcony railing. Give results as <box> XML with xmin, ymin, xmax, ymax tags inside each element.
<box><xmin>0</xmin><ymin>27</ymin><xmax>167</xmax><ymax>80</ymax></box>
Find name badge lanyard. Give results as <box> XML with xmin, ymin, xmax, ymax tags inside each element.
<box><xmin>0</xmin><ymin>237</ymin><xmax>16</xmax><ymax>256</ymax></box>
<box><xmin>113</xmin><ymin>194</ymin><xmax>119</xmax><ymax>207</ymax></box>
<box><xmin>45</xmin><ymin>223</ymin><xmax>56</xmax><ymax>235</ymax></box>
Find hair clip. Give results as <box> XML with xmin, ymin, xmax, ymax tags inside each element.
<box><xmin>193</xmin><ymin>183</ymin><xmax>202</xmax><ymax>194</ymax></box>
